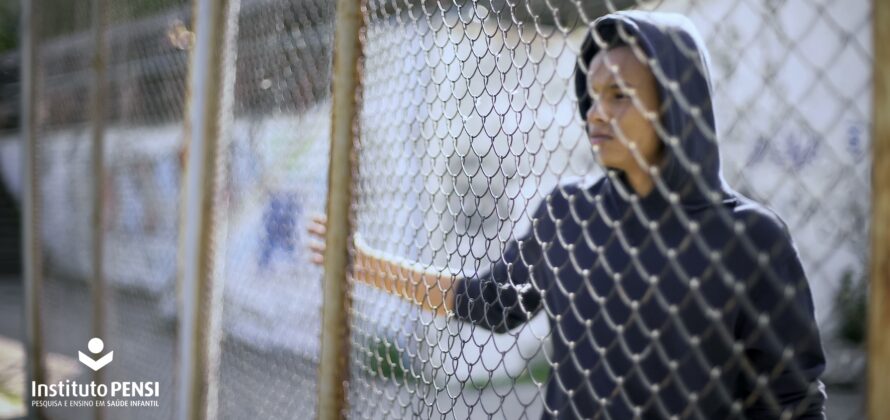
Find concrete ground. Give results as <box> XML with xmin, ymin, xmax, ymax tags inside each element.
<box><xmin>0</xmin><ymin>275</ymin><xmax>867</xmax><ymax>419</ymax></box>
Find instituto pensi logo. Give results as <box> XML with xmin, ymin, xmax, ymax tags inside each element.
<box><xmin>78</xmin><ymin>337</ymin><xmax>114</xmax><ymax>371</ymax></box>
<box><xmin>30</xmin><ymin>337</ymin><xmax>160</xmax><ymax>409</ymax></box>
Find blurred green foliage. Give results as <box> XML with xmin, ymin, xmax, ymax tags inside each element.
<box><xmin>0</xmin><ymin>2</ymin><xmax>19</xmax><ymax>53</ymax></box>
<box><xmin>836</xmin><ymin>269</ymin><xmax>868</xmax><ymax>345</ymax></box>
<box><xmin>0</xmin><ymin>0</ymin><xmax>187</xmax><ymax>52</ymax></box>
<box><xmin>365</xmin><ymin>338</ymin><xmax>407</xmax><ymax>381</ymax></box>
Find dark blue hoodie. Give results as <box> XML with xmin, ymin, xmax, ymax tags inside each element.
<box><xmin>453</xmin><ymin>11</ymin><xmax>826</xmax><ymax>419</ymax></box>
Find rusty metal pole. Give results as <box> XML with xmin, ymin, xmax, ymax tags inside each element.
<box><xmin>869</xmin><ymin>0</ymin><xmax>890</xmax><ymax>418</ymax></box>
<box><xmin>89</xmin><ymin>0</ymin><xmax>109</xmax><ymax>417</ymax></box>
<box><xmin>176</xmin><ymin>0</ymin><xmax>239</xmax><ymax>418</ymax></box>
<box><xmin>21</xmin><ymin>0</ymin><xmax>46</xmax><ymax>417</ymax></box>
<box><xmin>316</xmin><ymin>0</ymin><xmax>364</xmax><ymax>418</ymax></box>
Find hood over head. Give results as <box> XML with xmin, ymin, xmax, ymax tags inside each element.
<box><xmin>574</xmin><ymin>11</ymin><xmax>733</xmax><ymax>212</ymax></box>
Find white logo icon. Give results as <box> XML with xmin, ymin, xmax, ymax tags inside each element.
<box><xmin>78</xmin><ymin>338</ymin><xmax>114</xmax><ymax>371</ymax></box>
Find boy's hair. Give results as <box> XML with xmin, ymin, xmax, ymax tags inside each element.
<box><xmin>574</xmin><ymin>22</ymin><xmax>634</xmax><ymax>120</ymax></box>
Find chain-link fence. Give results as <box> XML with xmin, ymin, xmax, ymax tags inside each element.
<box><xmin>28</xmin><ymin>2</ymin><xmax>97</xmax><ymax>419</ymax></box>
<box><xmin>0</xmin><ymin>0</ymin><xmax>882</xmax><ymax>418</ymax></box>
<box><xmin>7</xmin><ymin>1</ymin><xmax>192</xmax><ymax>419</ymax></box>
<box><xmin>215</xmin><ymin>0</ymin><xmax>333</xmax><ymax>418</ymax></box>
<box><xmin>345</xmin><ymin>0</ymin><xmax>872</xmax><ymax>418</ymax></box>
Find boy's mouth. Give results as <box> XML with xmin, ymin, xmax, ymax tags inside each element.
<box><xmin>589</xmin><ymin>132</ymin><xmax>613</xmax><ymax>145</ymax></box>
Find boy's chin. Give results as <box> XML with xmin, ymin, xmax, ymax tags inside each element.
<box><xmin>593</xmin><ymin>152</ymin><xmax>627</xmax><ymax>172</ymax></box>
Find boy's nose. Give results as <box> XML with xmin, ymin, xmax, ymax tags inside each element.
<box><xmin>586</xmin><ymin>99</ymin><xmax>608</xmax><ymax>126</ymax></box>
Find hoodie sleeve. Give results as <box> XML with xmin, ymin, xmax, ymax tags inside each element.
<box><xmin>735</xmin><ymin>229</ymin><xmax>827</xmax><ymax>419</ymax></box>
<box><xmin>452</xmin><ymin>193</ymin><xmax>554</xmax><ymax>333</ymax></box>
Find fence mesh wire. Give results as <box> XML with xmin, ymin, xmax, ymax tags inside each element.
<box><xmin>30</xmin><ymin>2</ymin><xmax>96</xmax><ymax>419</ymax></box>
<box><xmin>215</xmin><ymin>0</ymin><xmax>333</xmax><ymax>418</ymax></box>
<box><xmin>15</xmin><ymin>1</ymin><xmax>191</xmax><ymax>419</ymax></box>
<box><xmin>0</xmin><ymin>0</ymin><xmax>873</xmax><ymax>418</ymax></box>
<box><xmin>100</xmin><ymin>2</ymin><xmax>190</xmax><ymax>420</ymax></box>
<box><xmin>346</xmin><ymin>0</ymin><xmax>870</xmax><ymax>418</ymax></box>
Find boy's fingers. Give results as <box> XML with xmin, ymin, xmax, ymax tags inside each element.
<box><xmin>307</xmin><ymin>222</ymin><xmax>326</xmax><ymax>237</ymax></box>
<box><xmin>308</xmin><ymin>241</ymin><xmax>325</xmax><ymax>253</ymax></box>
<box><xmin>307</xmin><ymin>217</ymin><xmax>326</xmax><ymax>267</ymax></box>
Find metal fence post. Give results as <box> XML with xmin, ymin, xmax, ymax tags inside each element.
<box><xmin>89</xmin><ymin>0</ymin><xmax>108</xmax><ymax>418</ymax></box>
<box><xmin>869</xmin><ymin>0</ymin><xmax>890</xmax><ymax>418</ymax></box>
<box><xmin>21</xmin><ymin>0</ymin><xmax>46</xmax><ymax>418</ymax></box>
<box><xmin>317</xmin><ymin>0</ymin><xmax>364</xmax><ymax>418</ymax></box>
<box><xmin>176</xmin><ymin>0</ymin><xmax>239</xmax><ymax>418</ymax></box>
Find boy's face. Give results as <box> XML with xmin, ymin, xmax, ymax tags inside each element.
<box><xmin>585</xmin><ymin>45</ymin><xmax>663</xmax><ymax>174</ymax></box>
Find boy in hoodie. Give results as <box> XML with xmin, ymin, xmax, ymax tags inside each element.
<box><xmin>310</xmin><ymin>10</ymin><xmax>826</xmax><ymax>419</ymax></box>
